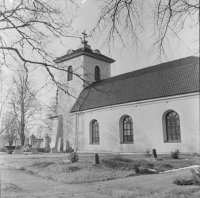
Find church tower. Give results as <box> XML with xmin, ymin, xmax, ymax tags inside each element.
<box><xmin>51</xmin><ymin>34</ymin><xmax>115</xmax><ymax>152</ymax></box>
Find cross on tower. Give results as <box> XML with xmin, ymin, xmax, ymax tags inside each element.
<box><xmin>81</xmin><ymin>30</ymin><xmax>88</xmax><ymax>44</ymax></box>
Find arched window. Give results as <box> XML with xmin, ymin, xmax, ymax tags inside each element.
<box><xmin>67</xmin><ymin>66</ymin><xmax>73</xmax><ymax>81</ymax></box>
<box><xmin>165</xmin><ymin>111</ymin><xmax>181</xmax><ymax>142</ymax></box>
<box><xmin>95</xmin><ymin>66</ymin><xmax>100</xmax><ymax>81</ymax></box>
<box><xmin>123</xmin><ymin>116</ymin><xmax>133</xmax><ymax>143</ymax></box>
<box><xmin>92</xmin><ymin>120</ymin><xmax>99</xmax><ymax>143</ymax></box>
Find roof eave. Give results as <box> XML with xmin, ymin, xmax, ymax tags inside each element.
<box><xmin>54</xmin><ymin>51</ymin><xmax>115</xmax><ymax>64</ymax></box>
<box><xmin>70</xmin><ymin>91</ymin><xmax>200</xmax><ymax>113</ymax></box>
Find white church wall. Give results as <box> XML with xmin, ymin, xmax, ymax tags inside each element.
<box><xmin>57</xmin><ymin>56</ymin><xmax>84</xmax><ymax>151</ymax></box>
<box><xmin>80</xmin><ymin>94</ymin><xmax>199</xmax><ymax>153</ymax></box>
<box><xmin>73</xmin><ymin>113</ymin><xmax>85</xmax><ymax>151</ymax></box>
<box><xmin>56</xmin><ymin>54</ymin><xmax>112</xmax><ymax>151</ymax></box>
<box><xmin>57</xmin><ymin>54</ymin><xmax>112</xmax><ymax>108</ymax></box>
<box><xmin>58</xmin><ymin>56</ymin><xmax>85</xmax><ymax>98</ymax></box>
<box><xmin>83</xmin><ymin>56</ymin><xmax>111</xmax><ymax>87</ymax></box>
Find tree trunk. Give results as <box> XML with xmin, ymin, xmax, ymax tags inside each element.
<box><xmin>21</xmin><ymin>132</ymin><xmax>25</xmax><ymax>146</ymax></box>
<box><xmin>20</xmin><ymin>78</ymin><xmax>25</xmax><ymax>147</ymax></box>
<box><xmin>9</xmin><ymin>140</ymin><xmax>13</xmax><ymax>148</ymax></box>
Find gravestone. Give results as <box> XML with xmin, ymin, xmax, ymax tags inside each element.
<box><xmin>44</xmin><ymin>135</ymin><xmax>51</xmax><ymax>148</ymax></box>
<box><xmin>152</xmin><ymin>149</ymin><xmax>157</xmax><ymax>158</ymax></box>
<box><xmin>29</xmin><ymin>134</ymin><xmax>36</xmax><ymax>146</ymax></box>
<box><xmin>95</xmin><ymin>153</ymin><xmax>100</xmax><ymax>164</ymax></box>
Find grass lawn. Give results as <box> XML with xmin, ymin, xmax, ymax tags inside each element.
<box><xmin>1</xmin><ymin>153</ymin><xmax>200</xmax><ymax>198</ymax></box>
<box><xmin>100</xmin><ymin>153</ymin><xmax>200</xmax><ymax>172</ymax></box>
<box><xmin>17</xmin><ymin>153</ymin><xmax>199</xmax><ymax>184</ymax></box>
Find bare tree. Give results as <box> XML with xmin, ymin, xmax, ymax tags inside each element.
<box><xmin>0</xmin><ymin>73</ymin><xmax>14</xmax><ymax>134</ymax></box>
<box><xmin>2</xmin><ymin>111</ymin><xmax>18</xmax><ymax>148</ymax></box>
<box><xmin>0</xmin><ymin>0</ymin><xmax>198</xmax><ymax>96</ymax></box>
<box><xmin>91</xmin><ymin>0</ymin><xmax>199</xmax><ymax>56</ymax></box>
<box><xmin>0</xmin><ymin>0</ymin><xmax>80</xmax><ymax>93</ymax></box>
<box><xmin>151</xmin><ymin>0</ymin><xmax>199</xmax><ymax>57</ymax></box>
<box><xmin>10</xmin><ymin>72</ymin><xmax>41</xmax><ymax>146</ymax></box>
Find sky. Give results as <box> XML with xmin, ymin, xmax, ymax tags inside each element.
<box><xmin>40</xmin><ymin>0</ymin><xmax>198</xmax><ymax>100</ymax></box>
<box><xmin>3</xmin><ymin>0</ymin><xmax>199</xmax><ymax>103</ymax></box>
<box><xmin>1</xmin><ymin>0</ymin><xmax>199</xmax><ymax>135</ymax></box>
<box><xmin>50</xmin><ymin>0</ymin><xmax>198</xmax><ymax>76</ymax></box>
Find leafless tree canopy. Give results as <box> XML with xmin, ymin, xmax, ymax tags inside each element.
<box><xmin>152</xmin><ymin>0</ymin><xmax>199</xmax><ymax>57</ymax></box>
<box><xmin>1</xmin><ymin>111</ymin><xmax>17</xmax><ymax>148</ymax></box>
<box><xmin>0</xmin><ymin>0</ymin><xmax>199</xmax><ymax>94</ymax></box>
<box><xmin>0</xmin><ymin>0</ymin><xmax>78</xmax><ymax>92</ymax></box>
<box><xmin>0</xmin><ymin>76</ymin><xmax>13</xmax><ymax>134</ymax></box>
<box><xmin>92</xmin><ymin>0</ymin><xmax>199</xmax><ymax>55</ymax></box>
<box><xmin>92</xmin><ymin>0</ymin><xmax>145</xmax><ymax>49</ymax></box>
<box><xmin>9</xmin><ymin>72</ymin><xmax>41</xmax><ymax>146</ymax></box>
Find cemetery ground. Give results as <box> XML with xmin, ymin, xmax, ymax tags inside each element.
<box><xmin>0</xmin><ymin>153</ymin><xmax>200</xmax><ymax>198</ymax></box>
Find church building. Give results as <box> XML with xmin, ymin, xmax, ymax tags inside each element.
<box><xmin>50</xmin><ymin>38</ymin><xmax>200</xmax><ymax>154</ymax></box>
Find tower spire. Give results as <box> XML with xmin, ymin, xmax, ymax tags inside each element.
<box><xmin>79</xmin><ymin>30</ymin><xmax>91</xmax><ymax>49</ymax></box>
<box><xmin>81</xmin><ymin>30</ymin><xmax>88</xmax><ymax>44</ymax></box>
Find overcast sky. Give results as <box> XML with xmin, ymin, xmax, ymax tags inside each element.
<box><xmin>2</xmin><ymin>0</ymin><xmax>199</xmax><ymax>130</ymax></box>
<box><xmin>3</xmin><ymin>0</ymin><xmax>198</xmax><ymax>103</ymax></box>
<box><xmin>66</xmin><ymin>0</ymin><xmax>198</xmax><ymax>73</ymax></box>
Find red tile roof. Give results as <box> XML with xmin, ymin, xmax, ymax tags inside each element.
<box><xmin>71</xmin><ymin>56</ymin><xmax>199</xmax><ymax>113</ymax></box>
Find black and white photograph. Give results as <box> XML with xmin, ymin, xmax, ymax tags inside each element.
<box><xmin>0</xmin><ymin>0</ymin><xmax>199</xmax><ymax>197</ymax></box>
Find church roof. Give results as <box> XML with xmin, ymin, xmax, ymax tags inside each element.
<box><xmin>54</xmin><ymin>46</ymin><xmax>115</xmax><ymax>64</ymax></box>
<box><xmin>71</xmin><ymin>56</ymin><xmax>199</xmax><ymax>113</ymax></box>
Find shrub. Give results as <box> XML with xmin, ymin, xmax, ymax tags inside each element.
<box><xmin>191</xmin><ymin>166</ymin><xmax>200</xmax><ymax>185</ymax></box>
<box><xmin>44</xmin><ymin>148</ymin><xmax>51</xmax><ymax>153</ymax></box>
<box><xmin>173</xmin><ymin>178</ymin><xmax>194</xmax><ymax>185</ymax></box>
<box><xmin>7</xmin><ymin>150</ymin><xmax>13</xmax><ymax>154</ymax></box>
<box><xmin>102</xmin><ymin>159</ymin><xmax>140</xmax><ymax>172</ymax></box>
<box><xmin>113</xmin><ymin>157</ymin><xmax>133</xmax><ymax>163</ymax></box>
<box><xmin>68</xmin><ymin>152</ymin><xmax>79</xmax><ymax>163</ymax></box>
<box><xmin>102</xmin><ymin>158</ymin><xmax>130</xmax><ymax>170</ymax></box>
<box><xmin>102</xmin><ymin>158</ymin><xmax>158</xmax><ymax>175</ymax></box>
<box><xmin>115</xmin><ymin>152</ymin><xmax>122</xmax><ymax>159</ymax></box>
<box><xmin>0</xmin><ymin>147</ymin><xmax>7</xmax><ymax>152</ymax></box>
<box><xmin>36</xmin><ymin>148</ymin><xmax>45</xmax><ymax>153</ymax></box>
<box><xmin>133</xmin><ymin>163</ymin><xmax>141</xmax><ymax>174</ymax></box>
<box><xmin>171</xmin><ymin>150</ymin><xmax>180</xmax><ymax>159</ymax></box>
<box><xmin>32</xmin><ymin>161</ymin><xmax>55</xmax><ymax>167</ymax></box>
<box><xmin>146</xmin><ymin>162</ymin><xmax>154</xmax><ymax>169</ymax></box>
<box><xmin>162</xmin><ymin>163</ymin><xmax>173</xmax><ymax>168</ymax></box>
<box><xmin>138</xmin><ymin>167</ymin><xmax>156</xmax><ymax>174</ymax></box>
<box><xmin>192</xmin><ymin>152</ymin><xmax>200</xmax><ymax>157</ymax></box>
<box><xmin>23</xmin><ymin>144</ymin><xmax>32</xmax><ymax>152</ymax></box>
<box><xmin>173</xmin><ymin>166</ymin><xmax>200</xmax><ymax>186</ymax></box>
<box><xmin>144</xmin><ymin>149</ymin><xmax>152</xmax><ymax>158</ymax></box>
<box><xmin>67</xmin><ymin>166</ymin><xmax>80</xmax><ymax>172</ymax></box>
<box><xmin>15</xmin><ymin>145</ymin><xmax>21</xmax><ymax>150</ymax></box>
<box><xmin>23</xmin><ymin>147</ymin><xmax>31</xmax><ymax>152</ymax></box>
